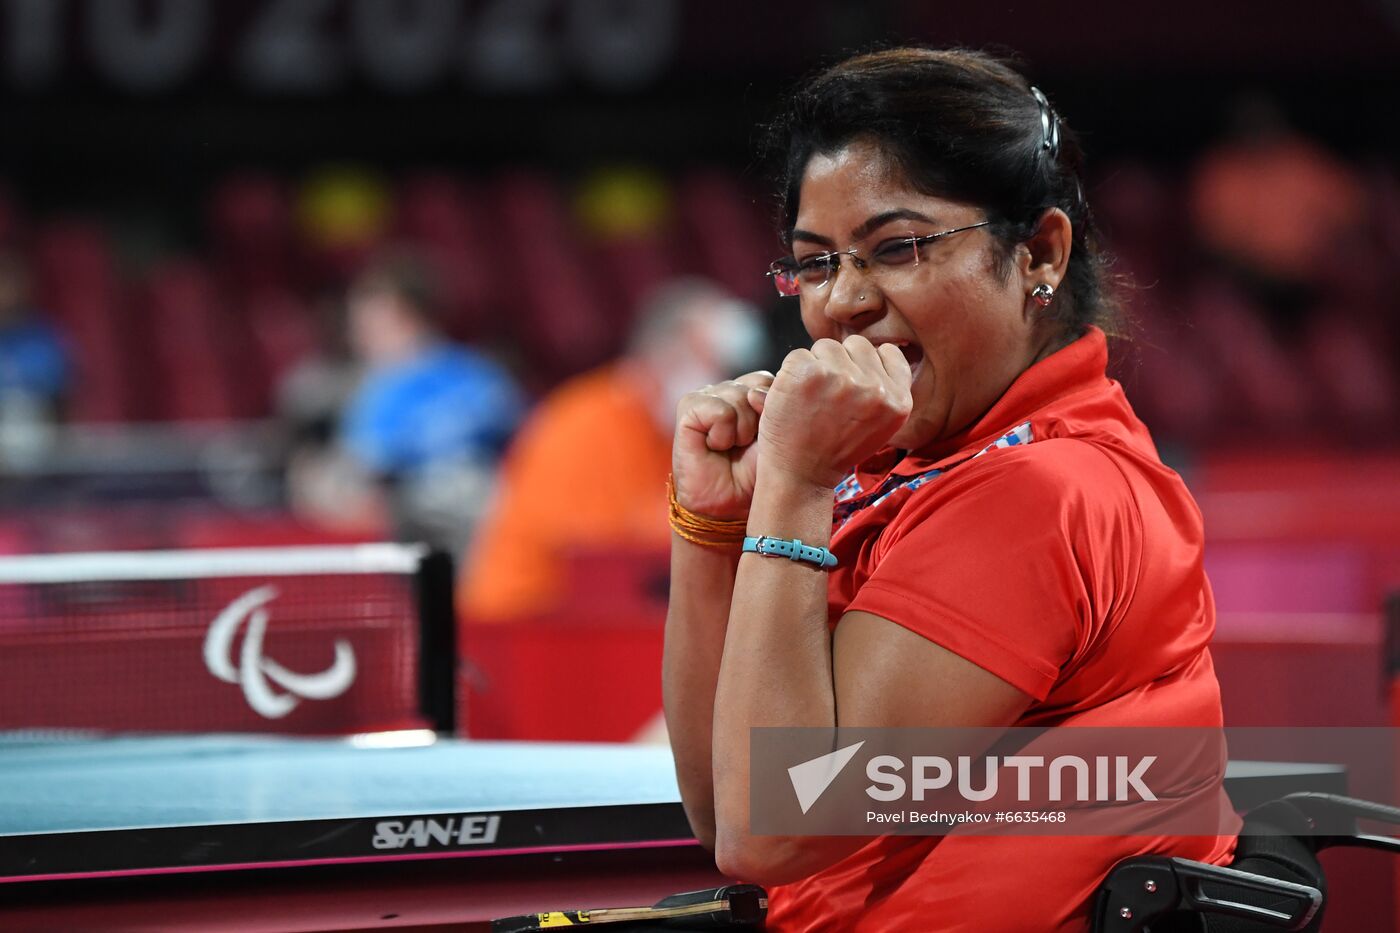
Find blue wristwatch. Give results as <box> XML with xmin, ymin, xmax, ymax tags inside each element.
<box><xmin>741</xmin><ymin>535</ymin><xmax>838</xmax><ymax>570</ymax></box>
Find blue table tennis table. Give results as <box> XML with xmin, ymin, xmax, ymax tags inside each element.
<box><xmin>0</xmin><ymin>733</ymin><xmax>1348</xmax><ymax>932</ymax></box>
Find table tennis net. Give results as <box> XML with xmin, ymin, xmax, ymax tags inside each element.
<box><xmin>0</xmin><ymin>544</ymin><xmax>444</xmax><ymax>735</ymax></box>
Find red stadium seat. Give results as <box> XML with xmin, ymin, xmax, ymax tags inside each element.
<box><xmin>208</xmin><ymin>173</ymin><xmax>297</xmax><ymax>297</ymax></box>
<box><xmin>592</xmin><ymin>233</ymin><xmax>676</xmax><ymax>327</ymax></box>
<box><xmin>47</xmin><ymin>282</ymin><xmax>133</xmax><ymax>423</ymax></box>
<box><xmin>1114</xmin><ymin>289</ymin><xmax>1230</xmax><ymax>441</ymax></box>
<box><xmin>396</xmin><ymin>173</ymin><xmax>474</xmax><ymax>245</ymax></box>
<box><xmin>139</xmin><ymin>260</ymin><xmax>245</xmax><ymax>421</ymax></box>
<box><xmin>1305</xmin><ymin>308</ymin><xmax>1399</xmax><ymax>434</ymax></box>
<box><xmin>31</xmin><ymin>221</ymin><xmax>135</xmax><ymax>422</ymax></box>
<box><xmin>393</xmin><ymin>173</ymin><xmax>503</xmax><ymax>341</ymax></box>
<box><xmin>32</xmin><ymin>220</ymin><xmax>115</xmax><ymax>293</ymax></box>
<box><xmin>493</xmin><ymin>173</ymin><xmax>616</xmax><ymax>384</ymax></box>
<box><xmin>674</xmin><ymin>169</ymin><xmax>775</xmax><ymax>304</ymax></box>
<box><xmin>1187</xmin><ymin>281</ymin><xmax>1319</xmax><ymax>435</ymax></box>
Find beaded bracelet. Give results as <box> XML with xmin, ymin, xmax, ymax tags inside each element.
<box><xmin>666</xmin><ymin>475</ymin><xmax>747</xmax><ymax>548</ymax></box>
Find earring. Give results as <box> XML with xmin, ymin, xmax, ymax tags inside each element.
<box><xmin>1031</xmin><ymin>283</ymin><xmax>1054</xmax><ymax>307</ymax></box>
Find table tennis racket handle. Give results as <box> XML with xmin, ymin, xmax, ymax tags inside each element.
<box><xmin>652</xmin><ymin>883</ymin><xmax>768</xmax><ymax>925</ymax></box>
<box><xmin>490</xmin><ymin>883</ymin><xmax>768</xmax><ymax>932</ymax></box>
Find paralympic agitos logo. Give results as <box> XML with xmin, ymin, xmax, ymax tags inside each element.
<box><xmin>203</xmin><ymin>585</ymin><xmax>357</xmax><ymax>718</ymax></box>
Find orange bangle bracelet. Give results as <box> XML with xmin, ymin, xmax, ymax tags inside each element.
<box><xmin>667</xmin><ymin>475</ymin><xmax>746</xmax><ymax>548</ymax></box>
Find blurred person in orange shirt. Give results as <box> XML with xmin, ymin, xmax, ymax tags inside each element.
<box><xmin>1189</xmin><ymin>94</ymin><xmax>1368</xmax><ymax>325</ymax></box>
<box><xmin>1187</xmin><ymin>94</ymin><xmax>1397</xmax><ymax>435</ymax></box>
<box><xmin>458</xmin><ymin>278</ymin><xmax>764</xmax><ymax>622</ymax></box>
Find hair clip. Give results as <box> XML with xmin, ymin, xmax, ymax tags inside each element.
<box><xmin>1030</xmin><ymin>86</ymin><xmax>1060</xmax><ymax>158</ymax></box>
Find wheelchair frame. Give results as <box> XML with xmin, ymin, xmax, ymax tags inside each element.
<box><xmin>1091</xmin><ymin>793</ymin><xmax>1400</xmax><ymax>932</ymax></box>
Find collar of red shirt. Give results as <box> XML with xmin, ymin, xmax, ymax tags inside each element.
<box><xmin>851</xmin><ymin>325</ymin><xmax>1112</xmax><ymax>486</ymax></box>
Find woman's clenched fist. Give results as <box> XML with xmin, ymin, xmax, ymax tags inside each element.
<box><xmin>757</xmin><ymin>335</ymin><xmax>912</xmax><ymax>488</ymax></box>
<box><xmin>671</xmin><ymin>370</ymin><xmax>775</xmax><ymax>520</ymax></box>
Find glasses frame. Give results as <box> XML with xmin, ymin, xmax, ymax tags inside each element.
<box><xmin>766</xmin><ymin>221</ymin><xmax>992</xmax><ymax>298</ymax></box>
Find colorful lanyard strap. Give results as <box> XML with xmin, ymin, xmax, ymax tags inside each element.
<box><xmin>832</xmin><ymin>421</ymin><xmax>1033</xmax><ymax>531</ymax></box>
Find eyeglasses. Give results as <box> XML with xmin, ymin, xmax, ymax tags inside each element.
<box><xmin>766</xmin><ymin>221</ymin><xmax>991</xmax><ymax>298</ymax></box>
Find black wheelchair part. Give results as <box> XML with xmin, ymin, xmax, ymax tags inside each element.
<box><xmin>1092</xmin><ymin>793</ymin><xmax>1400</xmax><ymax>932</ymax></box>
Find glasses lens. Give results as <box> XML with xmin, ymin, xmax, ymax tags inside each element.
<box><xmin>769</xmin><ymin>260</ymin><xmax>801</xmax><ymax>297</ymax></box>
<box><xmin>797</xmin><ymin>254</ymin><xmax>837</xmax><ymax>288</ymax></box>
<box><xmin>871</xmin><ymin>238</ymin><xmax>920</xmax><ymax>267</ymax></box>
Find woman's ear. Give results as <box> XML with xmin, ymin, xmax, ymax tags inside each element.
<box><xmin>1020</xmin><ymin>207</ymin><xmax>1072</xmax><ymax>292</ymax></box>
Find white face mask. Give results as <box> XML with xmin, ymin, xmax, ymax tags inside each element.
<box><xmin>652</xmin><ymin>359</ymin><xmax>724</xmax><ymax>435</ymax></box>
<box><xmin>646</xmin><ymin>300</ymin><xmax>768</xmax><ymax>434</ymax></box>
<box><xmin>707</xmin><ymin>300</ymin><xmax>767</xmax><ymax>375</ymax></box>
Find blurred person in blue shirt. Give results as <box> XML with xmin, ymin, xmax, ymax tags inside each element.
<box><xmin>339</xmin><ymin>253</ymin><xmax>525</xmax><ymax>554</ymax></box>
<box><xmin>0</xmin><ymin>252</ymin><xmax>68</xmax><ymax>469</ymax></box>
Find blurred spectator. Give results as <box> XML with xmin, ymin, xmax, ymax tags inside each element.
<box><xmin>279</xmin><ymin>293</ymin><xmax>360</xmax><ymax>448</ymax></box>
<box><xmin>278</xmin><ymin>292</ymin><xmax>379</xmax><ymax>533</ymax></box>
<box><xmin>1186</xmin><ymin>96</ymin><xmax>1399</xmax><ymax>439</ymax></box>
<box><xmin>0</xmin><ymin>251</ymin><xmax>68</xmax><ymax>470</ymax></box>
<box><xmin>458</xmin><ymin>277</ymin><xmax>764</xmax><ymax>622</ymax></box>
<box><xmin>1188</xmin><ymin>94</ymin><xmax>1368</xmax><ymax>331</ymax></box>
<box><xmin>339</xmin><ymin>253</ymin><xmax>526</xmax><ymax>555</ymax></box>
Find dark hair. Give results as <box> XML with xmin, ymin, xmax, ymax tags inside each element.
<box><xmin>769</xmin><ymin>47</ymin><xmax>1119</xmax><ymax>338</ymax></box>
<box><xmin>351</xmin><ymin>251</ymin><xmax>441</xmax><ymax>327</ymax></box>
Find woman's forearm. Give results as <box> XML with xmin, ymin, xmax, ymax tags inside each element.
<box><xmin>711</xmin><ymin>471</ymin><xmax>854</xmax><ymax>882</ymax></box>
<box><xmin>662</xmin><ymin>534</ymin><xmax>742</xmax><ymax>851</ymax></box>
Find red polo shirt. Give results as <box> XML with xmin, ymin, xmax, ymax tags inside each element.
<box><xmin>765</xmin><ymin>327</ymin><xmax>1238</xmax><ymax>932</ymax></box>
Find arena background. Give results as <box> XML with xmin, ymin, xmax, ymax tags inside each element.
<box><xmin>0</xmin><ymin>1</ymin><xmax>1397</xmax><ymax>929</ymax></box>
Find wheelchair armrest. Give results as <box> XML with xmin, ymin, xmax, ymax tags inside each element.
<box><xmin>1091</xmin><ymin>857</ymin><xmax>1321</xmax><ymax>933</ymax></box>
<box><xmin>1253</xmin><ymin>793</ymin><xmax>1400</xmax><ymax>855</ymax></box>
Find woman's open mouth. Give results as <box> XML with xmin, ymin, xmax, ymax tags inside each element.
<box><xmin>897</xmin><ymin>343</ymin><xmax>925</xmax><ymax>382</ymax></box>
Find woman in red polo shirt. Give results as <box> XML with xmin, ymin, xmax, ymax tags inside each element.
<box><xmin>662</xmin><ymin>47</ymin><xmax>1238</xmax><ymax>931</ymax></box>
